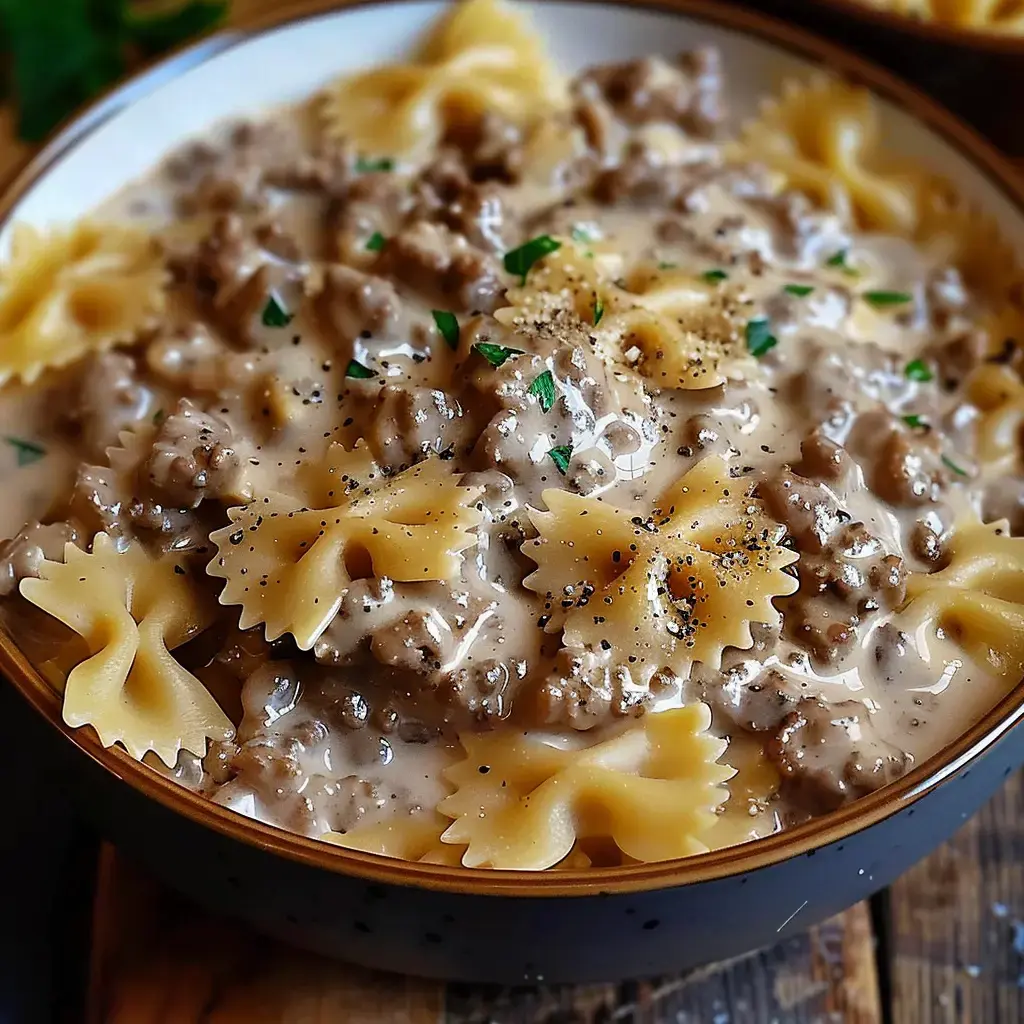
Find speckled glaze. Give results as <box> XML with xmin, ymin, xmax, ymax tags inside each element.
<box><xmin>4</xmin><ymin>0</ymin><xmax>1024</xmax><ymax>984</ymax></box>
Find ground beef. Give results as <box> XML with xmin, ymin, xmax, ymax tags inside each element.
<box><xmin>316</xmin><ymin>263</ymin><xmax>402</xmax><ymax>344</ymax></box>
<box><xmin>381</xmin><ymin>220</ymin><xmax>505</xmax><ymax>313</ymax></box>
<box><xmin>592</xmin><ymin>148</ymin><xmax>705</xmax><ymax>207</ymax></box>
<box><xmin>144</xmin><ymin>399</ymin><xmax>251</xmax><ymax>510</ymax></box>
<box><xmin>748</xmin><ymin>191</ymin><xmax>850</xmax><ymax>266</ymax></box>
<box><xmin>0</xmin><ymin>521</ymin><xmax>82</xmax><ymax>596</ymax></box>
<box><xmin>574</xmin><ymin>49</ymin><xmax>725</xmax><ymax>136</ymax></box>
<box><xmin>364</xmin><ymin>384</ymin><xmax>464</xmax><ymax>469</ymax></box>
<box><xmin>65</xmin><ymin>351</ymin><xmax>155</xmax><ymax>460</ymax></box>
<box><xmin>331</xmin><ymin>170</ymin><xmax>410</xmax><ymax>264</ymax></box>
<box><xmin>444</xmin><ymin>113</ymin><xmax>525</xmax><ymax>183</ymax></box>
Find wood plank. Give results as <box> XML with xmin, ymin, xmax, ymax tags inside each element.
<box><xmin>889</xmin><ymin>770</ymin><xmax>1024</xmax><ymax>1024</ymax></box>
<box><xmin>88</xmin><ymin>846</ymin><xmax>881</xmax><ymax>1024</ymax></box>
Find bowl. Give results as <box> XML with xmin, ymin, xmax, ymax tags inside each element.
<box><xmin>3</xmin><ymin>0</ymin><xmax>1024</xmax><ymax>985</ymax></box>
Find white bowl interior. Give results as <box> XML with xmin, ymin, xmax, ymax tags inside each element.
<box><xmin>3</xmin><ymin>0</ymin><xmax>1024</xmax><ymax>256</ymax></box>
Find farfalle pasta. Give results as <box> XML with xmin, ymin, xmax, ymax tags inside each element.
<box><xmin>0</xmin><ymin>221</ymin><xmax>167</xmax><ymax>386</ymax></box>
<box><xmin>849</xmin><ymin>0</ymin><xmax>1024</xmax><ymax>34</ymax></box>
<box><xmin>1</xmin><ymin>0</ymin><xmax>1023</xmax><ymax>870</ymax></box>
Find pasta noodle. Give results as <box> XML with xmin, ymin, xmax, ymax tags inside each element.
<box><xmin>208</xmin><ymin>442</ymin><xmax>484</xmax><ymax>650</ymax></box>
<box><xmin>20</xmin><ymin>533</ymin><xmax>232</xmax><ymax>766</ymax></box>
<box><xmin>850</xmin><ymin>0</ymin><xmax>1024</xmax><ymax>33</ymax></box>
<box><xmin>522</xmin><ymin>456</ymin><xmax>799</xmax><ymax>677</ymax></box>
<box><xmin>966</xmin><ymin>364</ymin><xmax>1024</xmax><ymax>477</ymax></box>
<box><xmin>320</xmin><ymin>0</ymin><xmax>566</xmax><ymax>158</ymax></box>
<box><xmin>0</xmin><ymin>222</ymin><xmax>167</xmax><ymax>386</ymax></box>
<box><xmin>438</xmin><ymin>702</ymin><xmax>734</xmax><ymax>870</ymax></box>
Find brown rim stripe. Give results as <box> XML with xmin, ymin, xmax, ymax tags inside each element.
<box><xmin>2</xmin><ymin>0</ymin><xmax>1024</xmax><ymax>897</ymax></box>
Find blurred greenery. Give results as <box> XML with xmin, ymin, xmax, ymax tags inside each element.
<box><xmin>0</xmin><ymin>0</ymin><xmax>228</xmax><ymax>141</ymax></box>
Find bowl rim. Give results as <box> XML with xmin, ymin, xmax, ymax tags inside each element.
<box><xmin>808</xmin><ymin>0</ymin><xmax>1024</xmax><ymax>54</ymax></box>
<box><xmin>3</xmin><ymin>0</ymin><xmax>1024</xmax><ymax>898</ymax></box>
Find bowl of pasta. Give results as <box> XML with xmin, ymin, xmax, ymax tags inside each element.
<box><xmin>3</xmin><ymin>0</ymin><xmax>1024</xmax><ymax>985</ymax></box>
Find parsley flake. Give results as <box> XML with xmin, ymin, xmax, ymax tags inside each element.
<box><xmin>5</xmin><ymin>437</ymin><xmax>45</xmax><ymax>467</ymax></box>
<box><xmin>528</xmin><ymin>370</ymin><xmax>556</xmax><ymax>412</ymax></box>
<box><xmin>784</xmin><ymin>284</ymin><xmax>814</xmax><ymax>297</ymax></box>
<box><xmin>905</xmin><ymin>359</ymin><xmax>933</xmax><ymax>382</ymax></box>
<box><xmin>355</xmin><ymin>156</ymin><xmax>394</xmax><ymax>173</ymax></box>
<box><xmin>745</xmin><ymin>318</ymin><xmax>777</xmax><ymax>358</ymax></box>
<box><xmin>942</xmin><ymin>454</ymin><xmax>968</xmax><ymax>477</ymax></box>
<box><xmin>902</xmin><ymin>414</ymin><xmax>927</xmax><ymax>429</ymax></box>
<box><xmin>593</xmin><ymin>297</ymin><xmax>604</xmax><ymax>325</ymax></box>
<box><xmin>365</xmin><ymin>231</ymin><xmax>387</xmax><ymax>252</ymax></box>
<box><xmin>864</xmin><ymin>290</ymin><xmax>913</xmax><ymax>308</ymax></box>
<box><xmin>431</xmin><ymin>310</ymin><xmax>460</xmax><ymax>350</ymax></box>
<box><xmin>503</xmin><ymin>235</ymin><xmax>560</xmax><ymax>283</ymax></box>
<box><xmin>702</xmin><ymin>269</ymin><xmax>728</xmax><ymax>283</ymax></box>
<box><xmin>658</xmin><ymin>262</ymin><xmax>678</xmax><ymax>270</ymax></box>
<box><xmin>547</xmin><ymin>444</ymin><xmax>573</xmax><ymax>475</ymax></box>
<box><xmin>261</xmin><ymin>295</ymin><xmax>293</xmax><ymax>328</ymax></box>
<box><xmin>345</xmin><ymin>359</ymin><xmax>378</xmax><ymax>379</ymax></box>
<box><xmin>473</xmin><ymin>342</ymin><xmax>523</xmax><ymax>367</ymax></box>
<box><xmin>826</xmin><ymin>248</ymin><xmax>858</xmax><ymax>275</ymax></box>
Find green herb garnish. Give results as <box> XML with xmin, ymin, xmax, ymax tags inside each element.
<box><xmin>902</xmin><ymin>414</ymin><xmax>927</xmax><ymax>429</ymax></box>
<box><xmin>826</xmin><ymin>248</ymin><xmax>858</xmax><ymax>275</ymax></box>
<box><xmin>784</xmin><ymin>284</ymin><xmax>815</xmax><ymax>297</ymax></box>
<box><xmin>658</xmin><ymin>262</ymin><xmax>678</xmax><ymax>270</ymax></box>
<box><xmin>431</xmin><ymin>310</ymin><xmax>460</xmax><ymax>350</ymax></box>
<box><xmin>905</xmin><ymin>359</ymin><xmax>933</xmax><ymax>382</ymax></box>
<box><xmin>473</xmin><ymin>342</ymin><xmax>523</xmax><ymax>368</ymax></box>
<box><xmin>864</xmin><ymin>290</ymin><xmax>913</xmax><ymax>308</ymax></box>
<box><xmin>345</xmin><ymin>359</ymin><xmax>378</xmax><ymax>379</ymax></box>
<box><xmin>547</xmin><ymin>444</ymin><xmax>573</xmax><ymax>475</ymax></box>
<box><xmin>593</xmin><ymin>297</ymin><xmax>604</xmax><ymax>326</ymax></box>
<box><xmin>702</xmin><ymin>269</ymin><xmax>728</xmax><ymax>284</ymax></box>
<box><xmin>942</xmin><ymin>454</ymin><xmax>968</xmax><ymax>477</ymax></box>
<box><xmin>3</xmin><ymin>1</ymin><xmax>228</xmax><ymax>142</ymax></box>
<box><xmin>5</xmin><ymin>436</ymin><xmax>45</xmax><ymax>467</ymax></box>
<box><xmin>355</xmin><ymin>156</ymin><xmax>394</xmax><ymax>173</ymax></box>
<box><xmin>571</xmin><ymin>226</ymin><xmax>595</xmax><ymax>244</ymax></box>
<box><xmin>528</xmin><ymin>370</ymin><xmax>556</xmax><ymax>412</ymax></box>
<box><xmin>745</xmin><ymin>318</ymin><xmax>777</xmax><ymax>358</ymax></box>
<box><xmin>503</xmin><ymin>235</ymin><xmax>561</xmax><ymax>283</ymax></box>
<box><xmin>261</xmin><ymin>295</ymin><xmax>293</xmax><ymax>328</ymax></box>
<box><xmin>365</xmin><ymin>231</ymin><xmax>387</xmax><ymax>253</ymax></box>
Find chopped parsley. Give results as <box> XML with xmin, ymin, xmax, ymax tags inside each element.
<box><xmin>593</xmin><ymin>297</ymin><xmax>604</xmax><ymax>325</ymax></box>
<box><xmin>365</xmin><ymin>231</ymin><xmax>387</xmax><ymax>252</ymax></box>
<box><xmin>745</xmin><ymin>317</ymin><xmax>777</xmax><ymax>358</ymax></box>
<box><xmin>902</xmin><ymin>414</ymin><xmax>927</xmax><ymax>429</ymax></box>
<box><xmin>658</xmin><ymin>261</ymin><xmax>678</xmax><ymax>270</ymax></box>
<box><xmin>345</xmin><ymin>359</ymin><xmax>378</xmax><ymax>379</ymax></box>
<box><xmin>5</xmin><ymin>437</ymin><xmax>45</xmax><ymax>467</ymax></box>
<box><xmin>261</xmin><ymin>295</ymin><xmax>293</xmax><ymax>328</ymax></box>
<box><xmin>431</xmin><ymin>310</ymin><xmax>460</xmax><ymax>350</ymax></box>
<box><xmin>702</xmin><ymin>269</ymin><xmax>728</xmax><ymax>284</ymax></box>
<box><xmin>784</xmin><ymin>284</ymin><xmax>815</xmax><ymax>297</ymax></box>
<box><xmin>942</xmin><ymin>454</ymin><xmax>968</xmax><ymax>477</ymax></box>
<box><xmin>355</xmin><ymin>156</ymin><xmax>394</xmax><ymax>173</ymax></box>
<box><xmin>528</xmin><ymin>370</ymin><xmax>556</xmax><ymax>412</ymax></box>
<box><xmin>547</xmin><ymin>443</ymin><xmax>573</xmax><ymax>475</ymax></box>
<box><xmin>826</xmin><ymin>248</ymin><xmax>858</xmax><ymax>275</ymax></box>
<box><xmin>503</xmin><ymin>235</ymin><xmax>561</xmax><ymax>283</ymax></box>
<box><xmin>473</xmin><ymin>342</ymin><xmax>523</xmax><ymax>367</ymax></box>
<box><xmin>905</xmin><ymin>359</ymin><xmax>933</xmax><ymax>382</ymax></box>
<box><xmin>863</xmin><ymin>290</ymin><xmax>913</xmax><ymax>308</ymax></box>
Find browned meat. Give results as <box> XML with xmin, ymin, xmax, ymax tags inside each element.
<box><xmin>316</xmin><ymin>263</ymin><xmax>401</xmax><ymax>344</ymax></box>
<box><xmin>573</xmin><ymin>49</ymin><xmax>725</xmax><ymax>136</ymax></box>
<box><xmin>592</xmin><ymin>148</ymin><xmax>701</xmax><ymax>206</ymax></box>
<box><xmin>64</xmin><ymin>351</ymin><xmax>155</xmax><ymax>460</ymax></box>
<box><xmin>0</xmin><ymin>521</ymin><xmax>82</xmax><ymax>596</ymax></box>
<box><xmin>794</xmin><ymin>428</ymin><xmax>854</xmax><ymax>483</ymax></box>
<box><xmin>331</xmin><ymin>170</ymin><xmax>410</xmax><ymax>264</ymax></box>
<box><xmin>444</xmin><ymin>113</ymin><xmax>525</xmax><ymax>182</ymax></box>
<box><xmin>748</xmin><ymin>191</ymin><xmax>850</xmax><ymax>265</ymax></box>
<box><xmin>382</xmin><ymin>220</ymin><xmax>505</xmax><ymax>313</ymax></box>
<box><xmin>364</xmin><ymin>384</ymin><xmax>464</xmax><ymax>469</ymax></box>
<box><xmin>144</xmin><ymin>399</ymin><xmax>252</xmax><ymax>510</ymax></box>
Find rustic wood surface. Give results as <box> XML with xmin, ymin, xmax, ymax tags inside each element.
<box><xmin>3</xmin><ymin>1</ymin><xmax>1024</xmax><ymax>1022</ymax></box>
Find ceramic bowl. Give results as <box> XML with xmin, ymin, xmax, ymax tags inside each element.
<box><xmin>3</xmin><ymin>0</ymin><xmax>1024</xmax><ymax>985</ymax></box>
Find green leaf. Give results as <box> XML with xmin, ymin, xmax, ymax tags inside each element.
<box><xmin>5</xmin><ymin>436</ymin><xmax>45</xmax><ymax>467</ymax></box>
<box><xmin>431</xmin><ymin>310</ymin><xmax>460</xmax><ymax>350</ymax></box>
<box><xmin>593</xmin><ymin>297</ymin><xmax>604</xmax><ymax>326</ymax></box>
<box><xmin>905</xmin><ymin>359</ymin><xmax>933</xmax><ymax>382</ymax></box>
<box><xmin>127</xmin><ymin>1</ymin><xmax>227</xmax><ymax>57</ymax></box>
<box><xmin>355</xmin><ymin>156</ymin><xmax>394</xmax><ymax>173</ymax></box>
<box><xmin>547</xmin><ymin>444</ymin><xmax>573</xmax><ymax>475</ymax></box>
<box><xmin>784</xmin><ymin>284</ymin><xmax>814</xmax><ymax>297</ymax></box>
<box><xmin>825</xmin><ymin>248</ymin><xmax>858</xmax><ymax>276</ymax></box>
<box><xmin>863</xmin><ymin>290</ymin><xmax>913</xmax><ymax>308</ymax></box>
<box><xmin>902</xmin><ymin>414</ymin><xmax>926</xmax><ymax>429</ymax></box>
<box><xmin>503</xmin><ymin>235</ymin><xmax>560</xmax><ymax>283</ymax></box>
<box><xmin>745</xmin><ymin>318</ymin><xmax>777</xmax><ymax>358</ymax></box>
<box><xmin>702</xmin><ymin>269</ymin><xmax>728</xmax><ymax>283</ymax></box>
<box><xmin>345</xmin><ymin>359</ymin><xmax>377</xmax><ymax>379</ymax></box>
<box><xmin>365</xmin><ymin>231</ymin><xmax>387</xmax><ymax>252</ymax></box>
<box><xmin>261</xmin><ymin>294</ymin><xmax>293</xmax><ymax>327</ymax></box>
<box><xmin>473</xmin><ymin>342</ymin><xmax>523</xmax><ymax>368</ymax></box>
<box><xmin>942</xmin><ymin>454</ymin><xmax>968</xmax><ymax>477</ymax></box>
<box><xmin>528</xmin><ymin>370</ymin><xmax>556</xmax><ymax>412</ymax></box>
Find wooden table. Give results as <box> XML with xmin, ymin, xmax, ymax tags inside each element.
<box><xmin>5</xmin><ymin>2</ymin><xmax>1024</xmax><ymax>1022</ymax></box>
